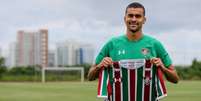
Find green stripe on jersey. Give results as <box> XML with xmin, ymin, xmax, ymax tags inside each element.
<box><xmin>122</xmin><ymin>68</ymin><xmax>128</xmax><ymax>101</ymax></box>
<box><xmin>102</xmin><ymin>70</ymin><xmax>108</xmax><ymax>96</ymax></box>
<box><xmin>137</xmin><ymin>66</ymin><xmax>144</xmax><ymax>101</ymax></box>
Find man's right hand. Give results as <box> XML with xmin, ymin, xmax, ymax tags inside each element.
<box><xmin>88</xmin><ymin>57</ymin><xmax>113</xmax><ymax>81</ymax></box>
<box><xmin>97</xmin><ymin>57</ymin><xmax>113</xmax><ymax>68</ymax></box>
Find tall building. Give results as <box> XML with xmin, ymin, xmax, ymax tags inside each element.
<box><xmin>55</xmin><ymin>40</ymin><xmax>79</xmax><ymax>66</ymax></box>
<box><xmin>8</xmin><ymin>42</ymin><xmax>18</xmax><ymax>68</ymax></box>
<box><xmin>56</xmin><ymin>40</ymin><xmax>94</xmax><ymax>66</ymax></box>
<box><xmin>17</xmin><ymin>29</ymin><xmax>48</xmax><ymax>67</ymax></box>
<box><xmin>48</xmin><ymin>50</ymin><xmax>55</xmax><ymax>67</ymax></box>
<box><xmin>76</xmin><ymin>44</ymin><xmax>94</xmax><ymax>64</ymax></box>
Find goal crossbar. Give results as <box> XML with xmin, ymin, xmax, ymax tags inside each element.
<box><xmin>42</xmin><ymin>67</ymin><xmax>84</xmax><ymax>83</ymax></box>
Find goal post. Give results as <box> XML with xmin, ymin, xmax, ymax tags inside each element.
<box><xmin>42</xmin><ymin>67</ymin><xmax>84</xmax><ymax>83</ymax></box>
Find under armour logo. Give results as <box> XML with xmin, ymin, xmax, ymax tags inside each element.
<box><xmin>114</xmin><ymin>78</ymin><xmax>122</xmax><ymax>83</ymax></box>
<box><xmin>118</xmin><ymin>50</ymin><xmax>125</xmax><ymax>55</ymax></box>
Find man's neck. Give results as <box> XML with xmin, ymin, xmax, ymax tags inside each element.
<box><xmin>126</xmin><ymin>30</ymin><xmax>143</xmax><ymax>41</ymax></box>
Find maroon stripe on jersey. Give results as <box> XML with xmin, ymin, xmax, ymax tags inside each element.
<box><xmin>130</xmin><ymin>69</ymin><xmax>136</xmax><ymax>101</ymax></box>
<box><xmin>113</xmin><ymin>62</ymin><xmax>121</xmax><ymax>101</ymax></box>
<box><xmin>144</xmin><ymin>71</ymin><xmax>151</xmax><ymax>101</ymax></box>
<box><xmin>144</xmin><ymin>60</ymin><xmax>152</xmax><ymax>101</ymax></box>
<box><xmin>107</xmin><ymin>82</ymin><xmax>112</xmax><ymax>100</ymax></box>
<box><xmin>115</xmin><ymin>79</ymin><xmax>121</xmax><ymax>101</ymax></box>
<box><xmin>157</xmin><ymin>67</ymin><xmax>167</xmax><ymax>94</ymax></box>
<box><xmin>145</xmin><ymin>60</ymin><xmax>152</xmax><ymax>69</ymax></box>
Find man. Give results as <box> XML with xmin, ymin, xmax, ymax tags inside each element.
<box><xmin>88</xmin><ymin>2</ymin><xmax>179</xmax><ymax>101</ymax></box>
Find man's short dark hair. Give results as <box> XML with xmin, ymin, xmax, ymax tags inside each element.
<box><xmin>125</xmin><ymin>2</ymin><xmax>145</xmax><ymax>16</ymax></box>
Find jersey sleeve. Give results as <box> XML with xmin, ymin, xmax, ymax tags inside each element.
<box><xmin>95</xmin><ymin>40</ymin><xmax>113</xmax><ymax>65</ymax></box>
<box><xmin>155</xmin><ymin>41</ymin><xmax>172</xmax><ymax>68</ymax></box>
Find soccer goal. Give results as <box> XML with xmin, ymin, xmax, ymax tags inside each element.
<box><xmin>41</xmin><ymin>67</ymin><xmax>84</xmax><ymax>83</ymax></box>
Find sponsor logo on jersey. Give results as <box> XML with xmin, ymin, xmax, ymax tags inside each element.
<box><xmin>119</xmin><ymin>59</ymin><xmax>145</xmax><ymax>69</ymax></box>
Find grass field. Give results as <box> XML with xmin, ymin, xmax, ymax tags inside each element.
<box><xmin>0</xmin><ymin>81</ymin><xmax>200</xmax><ymax>101</ymax></box>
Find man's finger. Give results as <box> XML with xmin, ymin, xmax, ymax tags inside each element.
<box><xmin>104</xmin><ymin>58</ymin><xmax>113</xmax><ymax>64</ymax></box>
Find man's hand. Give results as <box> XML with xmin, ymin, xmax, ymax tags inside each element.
<box><xmin>151</xmin><ymin>57</ymin><xmax>164</xmax><ymax>67</ymax></box>
<box><xmin>88</xmin><ymin>57</ymin><xmax>113</xmax><ymax>81</ymax></box>
<box><xmin>151</xmin><ymin>57</ymin><xmax>179</xmax><ymax>83</ymax></box>
<box><xmin>98</xmin><ymin>57</ymin><xmax>113</xmax><ymax>68</ymax></box>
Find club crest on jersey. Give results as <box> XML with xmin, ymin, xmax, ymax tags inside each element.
<box><xmin>141</xmin><ymin>48</ymin><xmax>149</xmax><ymax>56</ymax></box>
<box><xmin>144</xmin><ymin>76</ymin><xmax>151</xmax><ymax>85</ymax></box>
<box><xmin>118</xmin><ymin>50</ymin><xmax>125</xmax><ymax>55</ymax></box>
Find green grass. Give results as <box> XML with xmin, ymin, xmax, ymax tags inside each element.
<box><xmin>0</xmin><ymin>81</ymin><xmax>200</xmax><ymax>101</ymax></box>
<box><xmin>162</xmin><ymin>81</ymin><xmax>201</xmax><ymax>101</ymax></box>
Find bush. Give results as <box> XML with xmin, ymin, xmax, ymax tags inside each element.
<box><xmin>175</xmin><ymin>58</ymin><xmax>201</xmax><ymax>80</ymax></box>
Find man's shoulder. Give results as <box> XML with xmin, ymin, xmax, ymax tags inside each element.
<box><xmin>143</xmin><ymin>34</ymin><xmax>161</xmax><ymax>43</ymax></box>
<box><xmin>101</xmin><ymin>35</ymin><xmax>125</xmax><ymax>49</ymax></box>
<box><xmin>143</xmin><ymin>34</ymin><xmax>165</xmax><ymax>49</ymax></box>
<box><xmin>108</xmin><ymin>35</ymin><xmax>126</xmax><ymax>42</ymax></box>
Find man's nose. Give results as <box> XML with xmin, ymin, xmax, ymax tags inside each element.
<box><xmin>131</xmin><ymin>16</ymin><xmax>137</xmax><ymax>21</ymax></box>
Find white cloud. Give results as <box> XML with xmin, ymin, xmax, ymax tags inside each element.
<box><xmin>0</xmin><ymin>0</ymin><xmax>201</xmax><ymax>65</ymax></box>
<box><xmin>152</xmin><ymin>29</ymin><xmax>201</xmax><ymax>65</ymax></box>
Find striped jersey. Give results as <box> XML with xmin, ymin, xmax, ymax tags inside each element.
<box><xmin>95</xmin><ymin>34</ymin><xmax>172</xmax><ymax>101</ymax></box>
<box><xmin>97</xmin><ymin>59</ymin><xmax>167</xmax><ymax>101</ymax></box>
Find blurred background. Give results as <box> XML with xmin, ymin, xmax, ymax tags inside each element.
<box><xmin>0</xmin><ymin>0</ymin><xmax>201</xmax><ymax>101</ymax></box>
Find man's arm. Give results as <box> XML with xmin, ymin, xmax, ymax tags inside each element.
<box><xmin>88</xmin><ymin>57</ymin><xmax>113</xmax><ymax>81</ymax></box>
<box><xmin>152</xmin><ymin>58</ymin><xmax>179</xmax><ymax>83</ymax></box>
<box><xmin>160</xmin><ymin>65</ymin><xmax>179</xmax><ymax>83</ymax></box>
<box><xmin>87</xmin><ymin>64</ymin><xmax>101</xmax><ymax>81</ymax></box>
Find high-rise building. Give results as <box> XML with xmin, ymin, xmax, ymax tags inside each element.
<box><xmin>17</xmin><ymin>29</ymin><xmax>48</xmax><ymax>67</ymax></box>
<box><xmin>48</xmin><ymin>50</ymin><xmax>55</xmax><ymax>67</ymax></box>
<box><xmin>76</xmin><ymin>44</ymin><xmax>94</xmax><ymax>65</ymax></box>
<box><xmin>55</xmin><ymin>40</ymin><xmax>79</xmax><ymax>66</ymax></box>
<box><xmin>7</xmin><ymin>42</ymin><xmax>18</xmax><ymax>68</ymax></box>
<box><xmin>56</xmin><ymin>40</ymin><xmax>94</xmax><ymax>66</ymax></box>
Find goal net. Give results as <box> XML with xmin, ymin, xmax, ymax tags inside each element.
<box><xmin>41</xmin><ymin>67</ymin><xmax>84</xmax><ymax>83</ymax></box>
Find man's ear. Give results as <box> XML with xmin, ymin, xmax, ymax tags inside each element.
<box><xmin>124</xmin><ymin>16</ymin><xmax>126</xmax><ymax>23</ymax></box>
<box><xmin>143</xmin><ymin>17</ymin><xmax>146</xmax><ymax>24</ymax></box>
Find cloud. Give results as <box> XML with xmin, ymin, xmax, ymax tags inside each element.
<box><xmin>151</xmin><ymin>29</ymin><xmax>201</xmax><ymax>65</ymax></box>
<box><xmin>0</xmin><ymin>0</ymin><xmax>201</xmax><ymax>65</ymax></box>
<box><xmin>143</xmin><ymin>0</ymin><xmax>201</xmax><ymax>33</ymax></box>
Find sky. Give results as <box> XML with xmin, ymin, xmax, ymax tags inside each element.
<box><xmin>0</xmin><ymin>0</ymin><xmax>201</xmax><ymax>65</ymax></box>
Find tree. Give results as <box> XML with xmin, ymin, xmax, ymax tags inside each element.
<box><xmin>0</xmin><ymin>57</ymin><xmax>5</xmax><ymax>66</ymax></box>
<box><xmin>190</xmin><ymin>58</ymin><xmax>201</xmax><ymax>79</ymax></box>
<box><xmin>0</xmin><ymin>57</ymin><xmax>7</xmax><ymax>78</ymax></box>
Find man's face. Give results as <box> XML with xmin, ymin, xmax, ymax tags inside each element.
<box><xmin>124</xmin><ymin>7</ymin><xmax>146</xmax><ymax>33</ymax></box>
